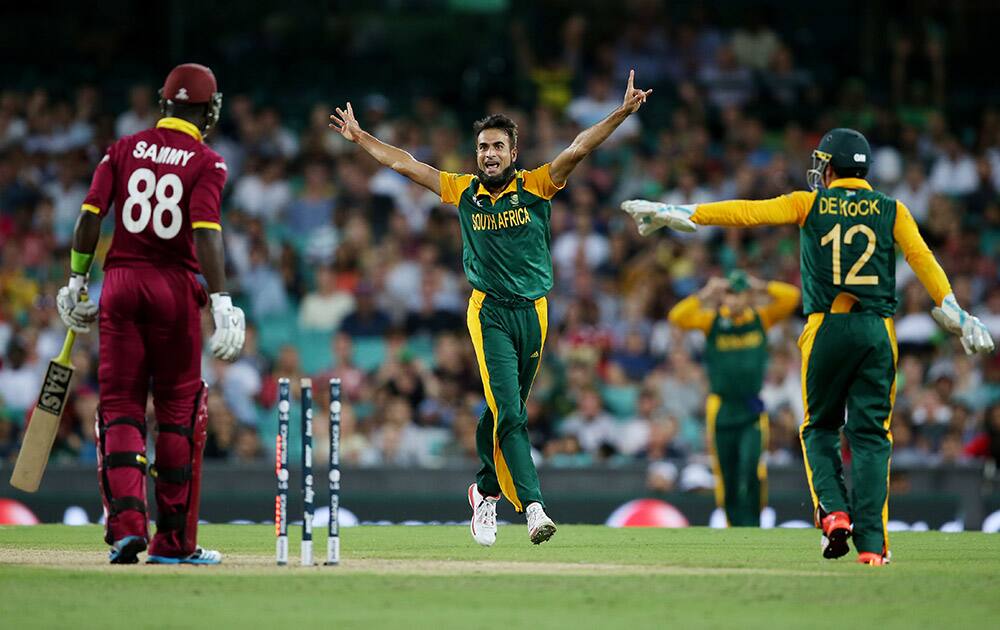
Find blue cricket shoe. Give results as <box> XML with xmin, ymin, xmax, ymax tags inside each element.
<box><xmin>146</xmin><ymin>547</ymin><xmax>223</xmax><ymax>565</ymax></box>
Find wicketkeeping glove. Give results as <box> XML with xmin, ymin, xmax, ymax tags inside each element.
<box><xmin>931</xmin><ymin>293</ymin><xmax>995</xmax><ymax>355</ymax></box>
<box><xmin>620</xmin><ymin>200</ymin><xmax>697</xmax><ymax>236</ymax></box>
<box><xmin>56</xmin><ymin>274</ymin><xmax>98</xmax><ymax>333</ymax></box>
<box><xmin>209</xmin><ymin>292</ymin><xmax>246</xmax><ymax>362</ymax></box>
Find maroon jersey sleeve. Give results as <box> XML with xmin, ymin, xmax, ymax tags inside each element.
<box><xmin>82</xmin><ymin>143</ymin><xmax>118</xmax><ymax>217</ymax></box>
<box><xmin>189</xmin><ymin>156</ymin><xmax>227</xmax><ymax>229</ymax></box>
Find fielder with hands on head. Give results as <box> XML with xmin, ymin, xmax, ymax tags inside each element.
<box><xmin>624</xmin><ymin>128</ymin><xmax>994</xmax><ymax>565</ymax></box>
<box><xmin>670</xmin><ymin>271</ymin><xmax>800</xmax><ymax>527</ymax></box>
<box><xmin>331</xmin><ymin>70</ymin><xmax>650</xmax><ymax>546</ymax></box>
<box><xmin>57</xmin><ymin>63</ymin><xmax>245</xmax><ymax>565</ymax></box>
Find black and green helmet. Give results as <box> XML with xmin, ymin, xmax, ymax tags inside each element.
<box><xmin>806</xmin><ymin>127</ymin><xmax>871</xmax><ymax>190</ymax></box>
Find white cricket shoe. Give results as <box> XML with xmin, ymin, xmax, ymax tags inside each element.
<box><xmin>468</xmin><ymin>484</ymin><xmax>498</xmax><ymax>547</ymax></box>
<box><xmin>526</xmin><ymin>502</ymin><xmax>556</xmax><ymax>545</ymax></box>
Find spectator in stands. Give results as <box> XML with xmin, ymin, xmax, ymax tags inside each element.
<box><xmin>404</xmin><ymin>274</ymin><xmax>463</xmax><ymax>336</ymax></box>
<box><xmin>0</xmin><ymin>338</ymin><xmax>40</xmax><ymax>418</ymax></box>
<box><xmin>316</xmin><ymin>332</ymin><xmax>367</xmax><ymax>403</ymax></box>
<box><xmin>43</xmin><ymin>155</ymin><xmax>87</xmax><ymax>246</ymax></box>
<box><xmin>1</xmin><ymin>11</ymin><xmax>998</xmax><ymax>472</ymax></box>
<box><xmin>895</xmin><ymin>282</ymin><xmax>939</xmax><ymax>350</ymax></box>
<box><xmin>559</xmin><ymin>386</ymin><xmax>618</xmax><ymax>455</ymax></box>
<box><xmin>654</xmin><ymin>350</ymin><xmax>706</xmax><ymax>423</ymax></box>
<box><xmin>233</xmin><ymin>158</ymin><xmax>293</xmax><ymax>223</ymax></box>
<box><xmin>892</xmin><ymin>163</ymin><xmax>933</xmax><ymax>224</ymax></box>
<box><xmin>618</xmin><ymin>387</ymin><xmax>666</xmax><ymax>457</ymax></box>
<box><xmin>731</xmin><ymin>14</ymin><xmax>781</xmax><ymax>71</ymax></box>
<box><xmin>760</xmin><ymin>46</ymin><xmax>815</xmax><ymax>119</ymax></box>
<box><xmin>242</xmin><ymin>244</ymin><xmax>291</xmax><ymax>320</ymax></box>
<box><xmin>233</xmin><ymin>424</ymin><xmax>264</xmax><ymax>462</ymax></box>
<box><xmin>204</xmin><ymin>392</ymin><xmax>238</xmax><ymax>460</ymax></box>
<box><xmin>285</xmin><ymin>161</ymin><xmax>335</xmax><ymax>233</ymax></box>
<box><xmin>567</xmin><ymin>74</ymin><xmax>641</xmax><ymax>145</ymax></box>
<box><xmin>299</xmin><ymin>266</ymin><xmax>355</xmax><ymax>332</ymax></box>
<box><xmin>340</xmin><ymin>282</ymin><xmax>391</xmax><ymax>338</ymax></box>
<box><xmin>698</xmin><ymin>45</ymin><xmax>755</xmax><ymax>110</ymax></box>
<box><xmin>114</xmin><ymin>84</ymin><xmax>156</xmax><ymax>138</ymax></box>
<box><xmin>964</xmin><ymin>403</ymin><xmax>1000</xmax><ymax>463</ymax></box>
<box><xmin>255</xmin><ymin>107</ymin><xmax>299</xmax><ymax>159</ymax></box>
<box><xmin>929</xmin><ymin>136</ymin><xmax>978</xmax><ymax>196</ymax></box>
<box><xmin>552</xmin><ymin>209</ymin><xmax>610</xmax><ymax>281</ymax></box>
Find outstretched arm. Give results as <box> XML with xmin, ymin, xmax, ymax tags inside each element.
<box><xmin>549</xmin><ymin>69</ymin><xmax>651</xmax><ymax>186</ymax></box>
<box><xmin>330</xmin><ymin>102</ymin><xmax>441</xmax><ymax>195</ymax></box>
<box><xmin>622</xmin><ymin>191</ymin><xmax>817</xmax><ymax>236</ymax></box>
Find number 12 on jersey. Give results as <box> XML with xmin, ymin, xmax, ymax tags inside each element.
<box><xmin>123</xmin><ymin>167</ymin><xmax>184</xmax><ymax>239</ymax></box>
<box><xmin>820</xmin><ymin>223</ymin><xmax>878</xmax><ymax>286</ymax></box>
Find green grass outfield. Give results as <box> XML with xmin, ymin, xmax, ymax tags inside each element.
<box><xmin>1</xmin><ymin>525</ymin><xmax>998</xmax><ymax>629</ymax></box>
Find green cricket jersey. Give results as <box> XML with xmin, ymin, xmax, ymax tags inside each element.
<box><xmin>800</xmin><ymin>183</ymin><xmax>898</xmax><ymax>316</ymax></box>
<box><xmin>704</xmin><ymin>309</ymin><xmax>769</xmax><ymax>401</ymax></box>
<box><xmin>440</xmin><ymin>165</ymin><xmax>563</xmax><ymax>301</ymax></box>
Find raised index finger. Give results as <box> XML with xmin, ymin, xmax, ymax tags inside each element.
<box><xmin>627</xmin><ymin>69</ymin><xmax>635</xmax><ymax>92</ymax></box>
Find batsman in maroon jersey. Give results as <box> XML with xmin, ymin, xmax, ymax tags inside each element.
<box><xmin>56</xmin><ymin>63</ymin><xmax>245</xmax><ymax>565</ymax></box>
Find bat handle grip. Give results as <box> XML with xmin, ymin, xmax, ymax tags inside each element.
<box><xmin>57</xmin><ymin>329</ymin><xmax>77</xmax><ymax>365</ymax></box>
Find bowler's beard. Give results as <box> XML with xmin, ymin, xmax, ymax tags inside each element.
<box><xmin>477</xmin><ymin>163</ymin><xmax>516</xmax><ymax>192</ymax></box>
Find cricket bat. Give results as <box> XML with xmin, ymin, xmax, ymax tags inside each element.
<box><xmin>9</xmin><ymin>328</ymin><xmax>78</xmax><ymax>492</ymax></box>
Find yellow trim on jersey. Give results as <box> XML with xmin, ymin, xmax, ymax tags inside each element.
<box><xmin>882</xmin><ymin>317</ymin><xmax>898</xmax><ymax>555</ymax></box>
<box><xmin>758</xmin><ymin>281</ymin><xmax>801</xmax><ymax>329</ymax></box>
<box><xmin>668</xmin><ymin>295</ymin><xmax>716</xmax><ymax>333</ymax></box>
<box><xmin>520</xmin><ymin>163</ymin><xmax>564</xmax><ymax>200</ymax></box>
<box><xmin>531</xmin><ymin>296</ymin><xmax>548</xmax><ymax>385</ymax></box>
<box><xmin>156</xmin><ymin>117</ymin><xmax>203</xmax><ymax>142</ymax></box>
<box><xmin>692</xmin><ymin>190</ymin><xmax>817</xmax><ymax>228</ymax></box>
<box><xmin>797</xmin><ymin>313</ymin><xmax>825</xmax><ymax>517</ymax></box>
<box><xmin>467</xmin><ymin>289</ymin><xmax>522</xmax><ymax>512</ymax></box>
<box><xmin>705</xmin><ymin>394</ymin><xmax>726</xmax><ymax>517</ymax></box>
<box><xmin>476</xmin><ymin>175</ymin><xmax>519</xmax><ymax>200</ymax></box>
<box><xmin>439</xmin><ymin>172</ymin><xmax>475</xmax><ymax>206</ymax></box>
<box><xmin>828</xmin><ymin>178</ymin><xmax>872</xmax><ymax>190</ymax></box>
<box><xmin>717</xmin><ymin>305</ymin><xmax>756</xmax><ymax>326</ymax></box>
<box><xmin>894</xmin><ymin>201</ymin><xmax>952</xmax><ymax>305</ymax></box>
<box><xmin>81</xmin><ymin>203</ymin><xmax>101</xmax><ymax>215</ymax></box>
<box><xmin>758</xmin><ymin>413</ymin><xmax>769</xmax><ymax>511</ymax></box>
<box><xmin>441</xmin><ymin>163</ymin><xmax>564</xmax><ymax>207</ymax></box>
<box><xmin>192</xmin><ymin>221</ymin><xmax>222</xmax><ymax>231</ymax></box>
<box><xmin>830</xmin><ymin>292</ymin><xmax>859</xmax><ymax>313</ymax></box>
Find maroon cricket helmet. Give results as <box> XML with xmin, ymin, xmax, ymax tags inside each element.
<box><xmin>159</xmin><ymin>63</ymin><xmax>223</xmax><ymax>132</ymax></box>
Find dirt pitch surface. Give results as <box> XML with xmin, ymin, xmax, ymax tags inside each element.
<box><xmin>2</xmin><ymin>547</ymin><xmax>838</xmax><ymax>577</ymax></box>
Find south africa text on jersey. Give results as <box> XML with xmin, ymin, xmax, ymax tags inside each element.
<box><xmin>471</xmin><ymin>207</ymin><xmax>532</xmax><ymax>231</ymax></box>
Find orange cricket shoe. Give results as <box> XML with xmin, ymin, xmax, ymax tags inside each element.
<box><xmin>820</xmin><ymin>511</ymin><xmax>852</xmax><ymax>559</ymax></box>
<box><xmin>857</xmin><ymin>552</ymin><xmax>888</xmax><ymax>566</ymax></box>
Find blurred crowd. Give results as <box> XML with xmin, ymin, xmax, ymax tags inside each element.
<box><xmin>2</xmin><ymin>10</ymin><xmax>1000</xmax><ymax>487</ymax></box>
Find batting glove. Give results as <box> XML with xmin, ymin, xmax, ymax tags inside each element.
<box><xmin>209</xmin><ymin>292</ymin><xmax>246</xmax><ymax>362</ymax></box>
<box><xmin>931</xmin><ymin>293</ymin><xmax>995</xmax><ymax>355</ymax></box>
<box><xmin>621</xmin><ymin>200</ymin><xmax>697</xmax><ymax>236</ymax></box>
<box><xmin>56</xmin><ymin>274</ymin><xmax>98</xmax><ymax>333</ymax></box>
